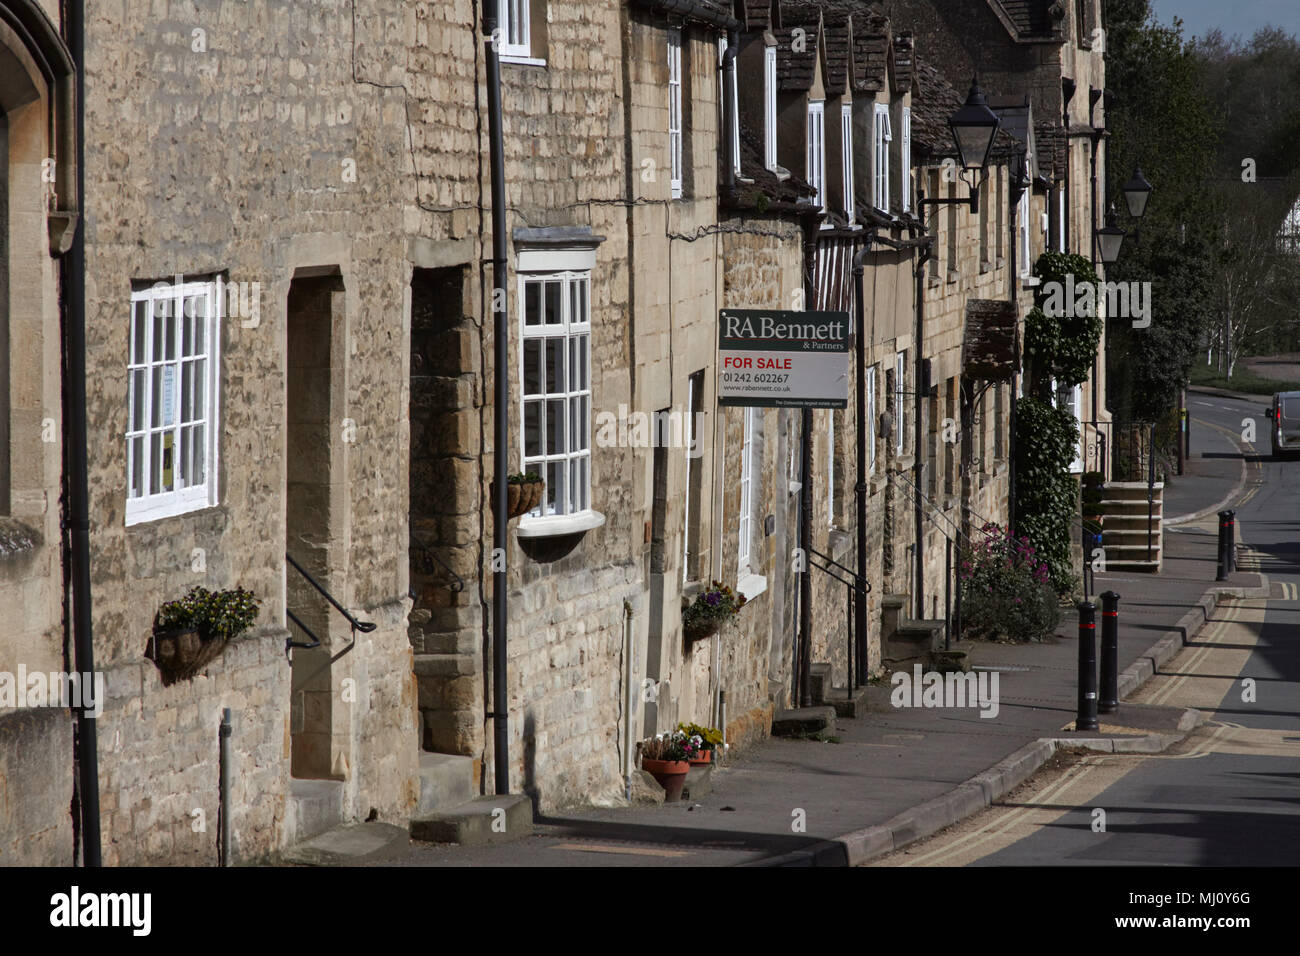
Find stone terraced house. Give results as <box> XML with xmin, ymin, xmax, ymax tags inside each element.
<box><xmin>0</xmin><ymin>0</ymin><xmax>1109</xmax><ymax>864</ymax></box>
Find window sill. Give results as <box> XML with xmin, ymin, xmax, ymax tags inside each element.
<box><xmin>1021</xmin><ymin>275</ymin><xmax>1041</xmax><ymax>287</ymax></box>
<box><xmin>737</xmin><ymin>571</ymin><xmax>767</xmax><ymax>602</ymax></box>
<box><xmin>516</xmin><ymin>510</ymin><xmax>605</xmax><ymax>539</ymax></box>
<box><xmin>500</xmin><ymin>55</ymin><xmax>546</xmax><ymax>67</ymax></box>
<box><xmin>125</xmin><ymin>496</ymin><xmax>219</xmax><ymax>528</ymax></box>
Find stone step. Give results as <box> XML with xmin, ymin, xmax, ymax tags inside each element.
<box><xmin>928</xmin><ymin>641</ymin><xmax>974</xmax><ymax>674</ymax></box>
<box><xmin>1103</xmin><ymin>481</ymin><xmax>1165</xmax><ymax>495</ymax></box>
<box><xmin>417</xmin><ymin>751</ymin><xmax>476</xmax><ymax>814</ymax></box>
<box><xmin>884</xmin><ymin>618</ymin><xmax>945</xmax><ymax>665</ymax></box>
<box><xmin>410</xmin><ymin>793</ymin><xmax>534</xmax><ymax>845</ymax></box>
<box><xmin>283</xmin><ymin>822</ymin><xmax>411</xmax><ymax>866</ymax></box>
<box><xmin>682</xmin><ymin>764</ymin><xmax>713</xmax><ymax>801</ymax></box>
<box><xmin>1103</xmin><ymin>560</ymin><xmax>1161</xmax><ymax>573</ymax></box>
<box><xmin>771</xmin><ymin>706</ymin><xmax>837</xmax><ymax>737</ymax></box>
<box><xmin>809</xmin><ymin>662</ymin><xmax>833</xmax><ymax>705</ymax></box>
<box><xmin>288</xmin><ymin>777</ymin><xmax>344</xmax><ymax>845</ymax></box>
<box><xmin>819</xmin><ymin>683</ymin><xmax>871</xmax><ymax>718</ymax></box>
<box><xmin>1100</xmin><ymin>543</ymin><xmax>1163</xmax><ymax>555</ymax></box>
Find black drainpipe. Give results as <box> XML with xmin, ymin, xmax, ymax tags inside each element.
<box><xmin>483</xmin><ymin>0</ymin><xmax>510</xmax><ymax>796</ymax></box>
<box><xmin>61</xmin><ymin>0</ymin><xmax>101</xmax><ymax>866</ymax></box>
<box><xmin>722</xmin><ymin>27</ymin><xmax>738</xmax><ymax>197</ymax></box>
<box><xmin>913</xmin><ymin>194</ymin><xmax>930</xmax><ymax>623</ymax></box>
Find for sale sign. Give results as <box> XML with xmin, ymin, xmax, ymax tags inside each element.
<box><xmin>717</xmin><ymin>309</ymin><xmax>850</xmax><ymax>408</ymax></box>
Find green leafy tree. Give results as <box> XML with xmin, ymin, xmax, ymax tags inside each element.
<box><xmin>1104</xmin><ymin>2</ymin><xmax>1222</xmax><ymax>420</ymax></box>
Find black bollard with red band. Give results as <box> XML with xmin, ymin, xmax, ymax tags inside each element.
<box><xmin>1076</xmin><ymin>601</ymin><xmax>1099</xmax><ymax>732</ymax></box>
<box><xmin>1099</xmin><ymin>591</ymin><xmax>1120</xmax><ymax>715</ymax></box>
<box><xmin>1217</xmin><ymin>509</ymin><xmax>1235</xmax><ymax>581</ymax></box>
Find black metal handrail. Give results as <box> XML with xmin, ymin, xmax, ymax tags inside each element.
<box><xmin>806</xmin><ymin>545</ymin><xmax>870</xmax><ymax>694</ymax></box>
<box><xmin>409</xmin><ymin>532</ymin><xmax>466</xmax><ymax>593</ymax></box>
<box><xmin>285</xmin><ymin>552</ymin><xmax>376</xmax><ymax>655</ymax></box>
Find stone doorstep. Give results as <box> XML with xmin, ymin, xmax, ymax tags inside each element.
<box><xmin>808</xmin><ymin>662</ymin><xmax>833</xmax><ymax>704</ymax></box>
<box><xmin>282</xmin><ymin>822</ymin><xmax>411</xmax><ymax>866</ymax></box>
<box><xmin>771</xmin><ymin>706</ymin><xmax>837</xmax><ymax>737</ymax></box>
<box><xmin>417</xmin><ymin>751</ymin><xmax>475</xmax><ymax>815</ymax></box>
<box><xmin>818</xmin><ymin>683</ymin><xmax>871</xmax><ymax>718</ymax></box>
<box><xmin>410</xmin><ymin>794</ymin><xmax>534</xmax><ymax>846</ymax></box>
<box><xmin>288</xmin><ymin>778</ymin><xmax>344</xmax><ymax>845</ymax></box>
<box><xmin>681</xmin><ymin>764</ymin><xmax>713</xmax><ymax>802</ymax></box>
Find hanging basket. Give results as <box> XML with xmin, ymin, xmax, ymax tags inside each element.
<box><xmin>145</xmin><ymin>622</ymin><xmax>229</xmax><ymax>687</ymax></box>
<box><xmin>683</xmin><ymin>616</ymin><xmax>723</xmax><ymax>644</ymax></box>
<box><xmin>491</xmin><ymin>479</ymin><xmax>545</xmax><ymax>520</ymax></box>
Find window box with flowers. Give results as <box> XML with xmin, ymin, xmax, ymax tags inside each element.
<box><xmin>682</xmin><ymin>580</ymin><xmax>747</xmax><ymax>645</ymax></box>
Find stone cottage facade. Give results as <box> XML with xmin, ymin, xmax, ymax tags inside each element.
<box><xmin>1</xmin><ymin>0</ymin><xmax>1113</xmax><ymax>864</ymax></box>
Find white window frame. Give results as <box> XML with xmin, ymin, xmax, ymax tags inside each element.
<box><xmin>841</xmin><ymin>104</ymin><xmax>855</xmax><ymax>224</ymax></box>
<box><xmin>518</xmin><ymin>268</ymin><xmax>594</xmax><ymax>525</ymax></box>
<box><xmin>901</xmin><ymin>107</ymin><xmax>912</xmax><ymax>213</ymax></box>
<box><xmin>807</xmin><ymin>99</ymin><xmax>826</xmax><ymax>210</ymax></box>
<box><xmin>739</xmin><ymin>406</ymin><xmax>756</xmax><ymax>571</ymax></box>
<box><xmin>873</xmin><ymin>102</ymin><xmax>892</xmax><ymax>213</ymax></box>
<box><xmin>1018</xmin><ymin>188</ymin><xmax>1033</xmax><ymax>277</ymax></box>
<box><xmin>126</xmin><ymin>278</ymin><xmax>222</xmax><ymax>526</ymax></box>
<box><xmin>867</xmin><ymin>365</ymin><xmax>877</xmax><ymax>475</ymax></box>
<box><xmin>719</xmin><ymin>37</ymin><xmax>741</xmax><ymax>176</ymax></box>
<box><xmin>895</xmin><ymin>352</ymin><xmax>905</xmax><ymax>455</ymax></box>
<box><xmin>1058</xmin><ymin>188</ymin><xmax>1067</xmax><ymax>252</ymax></box>
<box><xmin>1069</xmin><ymin>384</ymin><xmax>1084</xmax><ymax>473</ymax></box>
<box><xmin>764</xmin><ymin>45</ymin><xmax>778</xmax><ymax>170</ymax></box>
<box><xmin>669</xmin><ymin>29</ymin><xmax>683</xmax><ymax>199</ymax></box>
<box><xmin>498</xmin><ymin>0</ymin><xmax>532</xmax><ymax>60</ymax></box>
<box><xmin>683</xmin><ymin>372</ymin><xmax>698</xmax><ymax>585</ymax></box>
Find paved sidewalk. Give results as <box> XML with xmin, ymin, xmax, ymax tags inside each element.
<box><xmin>342</xmin><ymin>514</ymin><xmax>1262</xmax><ymax>867</ymax></box>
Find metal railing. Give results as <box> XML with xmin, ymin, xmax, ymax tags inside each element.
<box><xmin>807</xmin><ymin>545</ymin><xmax>870</xmax><ymax>693</ymax></box>
<box><xmin>892</xmin><ymin>471</ymin><xmax>1004</xmax><ymax>651</ymax></box>
<box><xmin>284</xmin><ymin>551</ymin><xmax>376</xmax><ymax>657</ymax></box>
<box><xmin>409</xmin><ymin>532</ymin><xmax>466</xmax><ymax>594</ymax></box>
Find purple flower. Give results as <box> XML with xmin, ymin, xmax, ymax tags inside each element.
<box><xmin>706</xmin><ymin>592</ymin><xmax>721</xmax><ymax>607</ymax></box>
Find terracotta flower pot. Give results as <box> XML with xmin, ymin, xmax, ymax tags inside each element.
<box><xmin>642</xmin><ymin>758</ymin><xmax>690</xmax><ymax>802</ymax></box>
<box><xmin>688</xmin><ymin>749</ymin><xmax>713</xmax><ymax>767</ymax></box>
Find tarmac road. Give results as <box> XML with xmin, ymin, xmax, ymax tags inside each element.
<box><xmin>876</xmin><ymin>392</ymin><xmax>1300</xmax><ymax>867</ymax></box>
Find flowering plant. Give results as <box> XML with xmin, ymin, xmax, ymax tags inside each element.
<box><xmin>641</xmin><ymin>730</ymin><xmax>702</xmax><ymax>763</ymax></box>
<box><xmin>156</xmin><ymin>586</ymin><xmax>261</xmax><ymax>642</ymax></box>
<box><xmin>677</xmin><ymin>722</ymin><xmax>723</xmax><ymax>750</ymax></box>
<box><xmin>960</xmin><ymin>522</ymin><xmax>1059</xmax><ymax>643</ymax></box>
<box><xmin>683</xmin><ymin>580</ymin><xmax>747</xmax><ymax>639</ymax></box>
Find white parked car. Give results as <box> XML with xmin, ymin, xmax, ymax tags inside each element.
<box><xmin>1266</xmin><ymin>391</ymin><xmax>1300</xmax><ymax>459</ymax></box>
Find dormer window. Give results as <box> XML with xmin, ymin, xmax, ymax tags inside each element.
<box><xmin>873</xmin><ymin>103</ymin><xmax>892</xmax><ymax>212</ymax></box>
<box><xmin>807</xmin><ymin>100</ymin><xmax>826</xmax><ymax>209</ymax></box>
<box><xmin>764</xmin><ymin>45</ymin><xmax>778</xmax><ymax>169</ymax></box>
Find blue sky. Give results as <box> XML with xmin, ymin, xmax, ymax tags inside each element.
<box><xmin>1151</xmin><ymin>0</ymin><xmax>1300</xmax><ymax>41</ymax></box>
